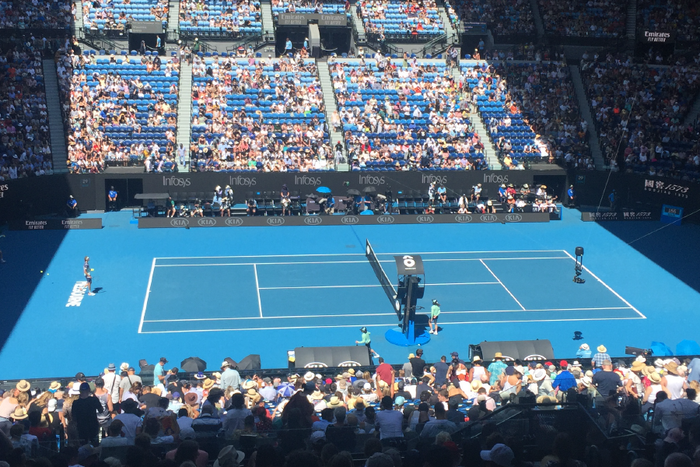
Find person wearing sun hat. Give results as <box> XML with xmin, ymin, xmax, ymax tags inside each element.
<box><xmin>213</xmin><ymin>445</ymin><xmax>245</xmax><ymax>467</ymax></box>
<box><xmin>576</xmin><ymin>343</ymin><xmax>592</xmax><ymax>359</ymax></box>
<box><xmin>221</xmin><ymin>360</ymin><xmax>241</xmax><ymax>393</ymax></box>
<box><xmin>16</xmin><ymin>380</ymin><xmax>31</xmax><ymax>393</ymax></box>
<box><xmin>592</xmin><ymin>345</ymin><xmax>611</xmax><ymax>368</ymax></box>
<box><xmin>662</xmin><ymin>361</ymin><xmax>687</xmax><ymax>400</ymax></box>
<box><xmin>624</xmin><ymin>360</ymin><xmax>646</xmax><ymax>399</ymax></box>
<box><xmin>487</xmin><ymin>353</ymin><xmax>507</xmax><ymax>386</ymax></box>
<box><xmin>642</xmin><ymin>370</ymin><xmax>664</xmax><ymax>412</ymax></box>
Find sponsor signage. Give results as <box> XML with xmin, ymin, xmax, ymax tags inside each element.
<box><xmin>640</xmin><ymin>30</ymin><xmax>675</xmax><ymax>43</ymax></box>
<box><xmin>462</xmin><ymin>22</ymin><xmax>487</xmax><ymax>35</ymax></box>
<box><xmin>581</xmin><ymin>211</ymin><xmax>658</xmax><ymax>222</ymax></box>
<box><xmin>10</xmin><ymin>218</ymin><xmax>103</xmax><ymax>230</ymax></box>
<box><xmin>0</xmin><ymin>183</ymin><xmax>9</xmax><ymax>199</ymax></box>
<box><xmin>66</xmin><ymin>281</ymin><xmax>89</xmax><ymax>307</ymax></box>
<box><xmin>139</xmin><ymin>212</ymin><xmax>551</xmax><ymax>228</ymax></box>
<box><xmin>643</xmin><ymin>179</ymin><xmax>690</xmax><ymax>199</ymax></box>
<box><xmin>277</xmin><ymin>13</ymin><xmax>347</xmax><ymax>26</ymax></box>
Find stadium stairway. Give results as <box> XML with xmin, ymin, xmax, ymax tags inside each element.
<box><xmin>626</xmin><ymin>0</ymin><xmax>637</xmax><ymax>41</ymax></box>
<box><xmin>176</xmin><ymin>60</ymin><xmax>193</xmax><ymax>171</ymax></box>
<box><xmin>74</xmin><ymin>0</ymin><xmax>84</xmax><ymax>30</ymax></box>
<box><xmin>351</xmin><ymin>4</ymin><xmax>367</xmax><ymax>42</ymax></box>
<box><xmin>43</xmin><ymin>60</ymin><xmax>69</xmax><ymax>173</ymax></box>
<box><xmin>569</xmin><ymin>65</ymin><xmax>606</xmax><ymax>169</ymax></box>
<box><xmin>261</xmin><ymin>0</ymin><xmax>274</xmax><ymax>39</ymax></box>
<box><xmin>683</xmin><ymin>92</ymin><xmax>700</xmax><ymax>126</ymax></box>
<box><xmin>530</xmin><ymin>0</ymin><xmax>546</xmax><ymax>38</ymax></box>
<box><xmin>452</xmin><ymin>68</ymin><xmax>501</xmax><ymax>169</ymax></box>
<box><xmin>318</xmin><ymin>62</ymin><xmax>349</xmax><ymax>171</ymax></box>
<box><xmin>167</xmin><ymin>0</ymin><xmax>179</xmax><ymax>37</ymax></box>
<box><xmin>438</xmin><ymin>5</ymin><xmax>456</xmax><ymax>41</ymax></box>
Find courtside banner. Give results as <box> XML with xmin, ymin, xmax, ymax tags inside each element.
<box><xmin>581</xmin><ymin>211</ymin><xmax>658</xmax><ymax>222</ymax></box>
<box><xmin>138</xmin><ymin>212</ymin><xmax>550</xmax><ymax>228</ymax></box>
<box><xmin>9</xmin><ymin>218</ymin><xmax>103</xmax><ymax>231</ymax></box>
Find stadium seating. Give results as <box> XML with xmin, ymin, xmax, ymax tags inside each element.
<box><xmin>580</xmin><ymin>56</ymin><xmax>700</xmax><ymax>178</ymax></box>
<box><xmin>637</xmin><ymin>0</ymin><xmax>700</xmax><ymax>43</ymax></box>
<box><xmin>332</xmin><ymin>57</ymin><xmax>487</xmax><ymax>171</ymax></box>
<box><xmin>271</xmin><ymin>0</ymin><xmax>349</xmax><ymax>18</ymax></box>
<box><xmin>538</xmin><ymin>0</ymin><xmax>627</xmax><ymax>37</ymax></box>
<box><xmin>359</xmin><ymin>0</ymin><xmax>445</xmax><ymax>39</ymax></box>
<box><xmin>0</xmin><ymin>0</ymin><xmax>71</xmax><ymax>29</ymax></box>
<box><xmin>179</xmin><ymin>0</ymin><xmax>262</xmax><ymax>37</ymax></box>
<box><xmin>66</xmin><ymin>51</ymin><xmax>179</xmax><ymax>173</ymax></box>
<box><xmin>458</xmin><ymin>0</ymin><xmax>535</xmax><ymax>36</ymax></box>
<box><xmin>83</xmin><ymin>0</ymin><xmax>168</xmax><ymax>32</ymax></box>
<box><xmin>0</xmin><ymin>41</ymin><xmax>53</xmax><ymax>180</ymax></box>
<box><xmin>190</xmin><ymin>54</ymin><xmax>333</xmax><ymax>172</ymax></box>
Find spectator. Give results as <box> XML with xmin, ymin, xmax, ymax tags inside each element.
<box><xmin>487</xmin><ymin>353</ymin><xmax>507</xmax><ymax>386</ymax></box>
<box><xmin>70</xmin><ymin>382</ymin><xmax>104</xmax><ymax>444</ymax></box>
<box><xmin>374</xmin><ymin>396</ymin><xmax>404</xmax><ymax>448</ymax></box>
<box><xmin>539</xmin><ymin>0</ymin><xmax>626</xmax><ymax>38</ymax></box>
<box><xmin>223</xmin><ymin>393</ymin><xmax>251</xmax><ymax>437</ymax></box>
<box><xmin>420</xmin><ymin>403</ymin><xmax>457</xmax><ymax>438</ymax></box>
<box><xmin>592</xmin><ymin>345</ymin><xmax>611</xmax><ymax>368</ymax></box>
<box><xmin>592</xmin><ymin>360</ymin><xmax>622</xmax><ymax>399</ymax></box>
<box><xmin>480</xmin><ymin>443</ymin><xmax>515</xmax><ymax>467</ymax></box>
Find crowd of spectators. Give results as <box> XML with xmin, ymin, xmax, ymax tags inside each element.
<box><xmin>179</xmin><ymin>0</ymin><xmax>261</xmax><ymax>38</ymax></box>
<box><xmin>0</xmin><ymin>40</ymin><xmax>54</xmax><ymax>181</ymax></box>
<box><xmin>190</xmin><ymin>52</ymin><xmax>334</xmax><ymax>172</ymax></box>
<box><xmin>331</xmin><ymin>54</ymin><xmax>488</xmax><ymax>171</ymax></box>
<box><xmin>489</xmin><ymin>60</ymin><xmax>594</xmax><ymax>170</ymax></box>
<box><xmin>637</xmin><ymin>0</ymin><xmax>700</xmax><ymax>43</ymax></box>
<box><xmin>83</xmin><ymin>0</ymin><xmax>168</xmax><ymax>33</ymax></box>
<box><xmin>538</xmin><ymin>0</ymin><xmax>627</xmax><ymax>38</ymax></box>
<box><xmin>457</xmin><ymin>0</ymin><xmax>535</xmax><ymax>37</ymax></box>
<box><xmin>358</xmin><ymin>0</ymin><xmax>445</xmax><ymax>40</ymax></box>
<box><xmin>62</xmin><ymin>50</ymin><xmax>180</xmax><ymax>174</ymax></box>
<box><xmin>4</xmin><ymin>349</ymin><xmax>700</xmax><ymax>467</ymax></box>
<box><xmin>271</xmin><ymin>0</ymin><xmax>349</xmax><ymax>18</ymax></box>
<box><xmin>580</xmin><ymin>52</ymin><xmax>700</xmax><ymax>178</ymax></box>
<box><xmin>0</xmin><ymin>0</ymin><xmax>71</xmax><ymax>30</ymax></box>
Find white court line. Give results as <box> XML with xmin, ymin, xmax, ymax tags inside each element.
<box><xmin>137</xmin><ymin>258</ymin><xmax>156</xmax><ymax>334</ymax></box>
<box><xmin>258</xmin><ymin>281</ymin><xmax>500</xmax><ymax>290</ymax></box>
<box><xmin>562</xmin><ymin>250</ymin><xmax>647</xmax><ymax>319</ymax></box>
<box><xmin>155</xmin><ymin>250</ymin><xmax>567</xmax><ymax>260</ymax></box>
<box><xmin>479</xmin><ymin>259</ymin><xmax>526</xmax><ymax>311</ymax></box>
<box><xmin>253</xmin><ymin>264</ymin><xmax>263</xmax><ymax>318</ymax></box>
<box><xmin>143</xmin><ymin>306</ymin><xmax>634</xmax><ymax>323</ymax></box>
<box><xmin>139</xmin><ymin>316</ymin><xmax>646</xmax><ymax>334</ymax></box>
<box><xmin>154</xmin><ymin>257</ymin><xmax>569</xmax><ymax>268</ymax></box>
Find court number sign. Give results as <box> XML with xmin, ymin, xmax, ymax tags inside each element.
<box><xmin>394</xmin><ymin>254</ymin><xmax>425</xmax><ymax>275</ymax></box>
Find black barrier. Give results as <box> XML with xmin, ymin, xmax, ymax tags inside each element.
<box><xmin>138</xmin><ymin>212</ymin><xmax>551</xmax><ymax>228</ymax></box>
<box><xmin>9</xmin><ymin>218</ymin><xmax>103</xmax><ymax>231</ymax></box>
<box><xmin>581</xmin><ymin>211</ymin><xmax>659</xmax><ymax>222</ymax></box>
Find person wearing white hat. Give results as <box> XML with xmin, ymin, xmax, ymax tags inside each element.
<box><xmin>220</xmin><ymin>361</ymin><xmax>241</xmax><ymax>393</ymax></box>
<box><xmin>213</xmin><ymin>445</ymin><xmax>244</xmax><ymax>467</ymax></box>
<box><xmin>481</xmin><ymin>443</ymin><xmax>514</xmax><ymax>467</ymax></box>
<box><xmin>576</xmin><ymin>343</ymin><xmax>591</xmax><ymax>359</ymax></box>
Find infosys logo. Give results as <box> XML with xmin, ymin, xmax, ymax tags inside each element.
<box><xmin>163</xmin><ymin>176</ymin><xmax>191</xmax><ymax>187</ymax></box>
<box><xmin>170</xmin><ymin>218</ymin><xmax>189</xmax><ymax>227</ymax></box>
<box><xmin>198</xmin><ymin>218</ymin><xmax>216</xmax><ymax>226</ymax></box>
<box><xmin>341</xmin><ymin>216</ymin><xmax>359</xmax><ymax>224</ymax></box>
<box><xmin>294</xmin><ymin>175</ymin><xmax>321</xmax><ymax>186</ymax></box>
<box><xmin>421</xmin><ymin>174</ymin><xmax>447</xmax><ymax>185</ymax></box>
<box><xmin>504</xmin><ymin>214</ymin><xmax>523</xmax><ymax>222</ymax></box>
<box><xmin>304</xmin><ymin>217</ymin><xmax>323</xmax><ymax>225</ymax></box>
<box><xmin>225</xmin><ymin>218</ymin><xmax>244</xmax><ymax>226</ymax></box>
<box><xmin>229</xmin><ymin>175</ymin><xmax>257</xmax><ymax>186</ymax></box>
<box><xmin>454</xmin><ymin>214</ymin><xmax>472</xmax><ymax>223</ymax></box>
<box><xmin>483</xmin><ymin>173</ymin><xmax>509</xmax><ymax>184</ymax></box>
<box><xmin>416</xmin><ymin>215</ymin><xmax>434</xmax><ymax>224</ymax></box>
<box><xmin>377</xmin><ymin>215</ymin><xmax>395</xmax><ymax>224</ymax></box>
<box><xmin>480</xmin><ymin>214</ymin><xmax>498</xmax><ymax>223</ymax></box>
<box><xmin>359</xmin><ymin>174</ymin><xmax>386</xmax><ymax>185</ymax></box>
<box><xmin>267</xmin><ymin>218</ymin><xmax>285</xmax><ymax>225</ymax></box>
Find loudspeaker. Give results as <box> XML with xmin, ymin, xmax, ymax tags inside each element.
<box><xmin>478</xmin><ymin>340</ymin><xmax>554</xmax><ymax>362</ymax></box>
<box><xmin>238</xmin><ymin>354</ymin><xmax>261</xmax><ymax>371</ymax></box>
<box><xmin>294</xmin><ymin>346</ymin><xmax>371</xmax><ymax>368</ymax></box>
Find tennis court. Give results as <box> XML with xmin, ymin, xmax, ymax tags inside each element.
<box><xmin>139</xmin><ymin>247</ymin><xmax>643</xmax><ymax>334</ymax></box>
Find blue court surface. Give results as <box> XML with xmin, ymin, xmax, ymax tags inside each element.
<box><xmin>0</xmin><ymin>210</ymin><xmax>697</xmax><ymax>380</ymax></box>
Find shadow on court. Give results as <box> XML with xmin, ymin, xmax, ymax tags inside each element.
<box><xmin>600</xmin><ymin>221</ymin><xmax>700</xmax><ymax>294</ymax></box>
<box><xmin>0</xmin><ymin>228</ymin><xmax>68</xmax><ymax>352</ymax></box>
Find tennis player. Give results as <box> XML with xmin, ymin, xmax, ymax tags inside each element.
<box><xmin>84</xmin><ymin>256</ymin><xmax>95</xmax><ymax>296</ymax></box>
<box><xmin>429</xmin><ymin>299</ymin><xmax>441</xmax><ymax>335</ymax></box>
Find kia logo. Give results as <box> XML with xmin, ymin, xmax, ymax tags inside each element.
<box><xmin>416</xmin><ymin>215</ymin><xmax>434</xmax><ymax>224</ymax></box>
<box><xmin>480</xmin><ymin>214</ymin><xmax>498</xmax><ymax>223</ymax></box>
<box><xmin>267</xmin><ymin>218</ymin><xmax>285</xmax><ymax>225</ymax></box>
<box><xmin>341</xmin><ymin>216</ymin><xmax>359</xmax><ymax>224</ymax></box>
<box><xmin>198</xmin><ymin>218</ymin><xmax>216</xmax><ymax>226</ymax></box>
<box><xmin>376</xmin><ymin>215</ymin><xmax>395</xmax><ymax>224</ymax></box>
<box><xmin>225</xmin><ymin>218</ymin><xmax>244</xmax><ymax>226</ymax></box>
<box><xmin>304</xmin><ymin>217</ymin><xmax>323</xmax><ymax>225</ymax></box>
<box><xmin>454</xmin><ymin>214</ymin><xmax>472</xmax><ymax>223</ymax></box>
<box><xmin>170</xmin><ymin>219</ymin><xmax>189</xmax><ymax>227</ymax></box>
<box><xmin>504</xmin><ymin>214</ymin><xmax>523</xmax><ymax>222</ymax></box>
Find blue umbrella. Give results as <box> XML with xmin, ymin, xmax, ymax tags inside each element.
<box><xmin>650</xmin><ymin>341</ymin><xmax>674</xmax><ymax>357</ymax></box>
<box><xmin>316</xmin><ymin>186</ymin><xmax>332</xmax><ymax>194</ymax></box>
<box><xmin>676</xmin><ymin>340</ymin><xmax>700</xmax><ymax>356</ymax></box>
<box><xmin>277</xmin><ymin>382</ymin><xmax>294</xmax><ymax>398</ymax></box>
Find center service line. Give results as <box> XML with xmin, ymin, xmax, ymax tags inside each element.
<box><xmin>253</xmin><ymin>264</ymin><xmax>263</xmax><ymax>318</ymax></box>
<box><xmin>479</xmin><ymin>259</ymin><xmax>526</xmax><ymax>311</ymax></box>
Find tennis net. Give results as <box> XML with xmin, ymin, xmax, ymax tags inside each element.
<box><xmin>365</xmin><ymin>239</ymin><xmax>397</xmax><ymax>307</ymax></box>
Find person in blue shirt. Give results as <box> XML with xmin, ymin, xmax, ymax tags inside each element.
<box><xmin>67</xmin><ymin>195</ymin><xmax>78</xmax><ymax>217</ymax></box>
<box><xmin>608</xmin><ymin>189</ymin><xmax>617</xmax><ymax>211</ymax></box>
<box><xmin>156</xmin><ymin>36</ymin><xmax>162</xmax><ymax>48</ymax></box>
<box><xmin>576</xmin><ymin>343</ymin><xmax>592</xmax><ymax>359</ymax></box>
<box><xmin>108</xmin><ymin>186</ymin><xmax>118</xmax><ymax>211</ymax></box>
<box><xmin>437</xmin><ymin>185</ymin><xmax>447</xmax><ymax>205</ymax></box>
<box><xmin>284</xmin><ymin>38</ymin><xmax>293</xmax><ymax>55</ymax></box>
<box><xmin>498</xmin><ymin>184</ymin><xmax>507</xmax><ymax>204</ymax></box>
<box><xmin>567</xmin><ymin>185</ymin><xmax>576</xmax><ymax>208</ymax></box>
<box><xmin>552</xmin><ymin>363</ymin><xmax>576</xmax><ymax>397</ymax></box>
<box><xmin>303</xmin><ymin>37</ymin><xmax>309</xmax><ymax>49</ymax></box>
